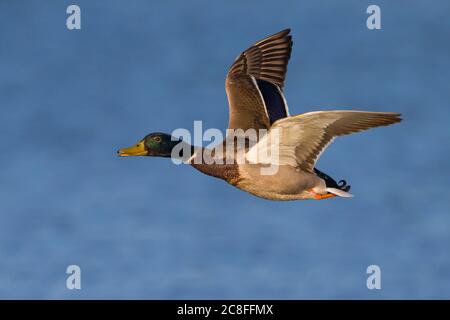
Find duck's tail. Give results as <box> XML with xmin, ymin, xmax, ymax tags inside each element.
<box><xmin>326</xmin><ymin>187</ymin><xmax>354</xmax><ymax>198</ymax></box>
<box><xmin>314</xmin><ymin>168</ymin><xmax>353</xmax><ymax>198</ymax></box>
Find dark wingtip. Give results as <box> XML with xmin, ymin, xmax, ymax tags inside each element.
<box><xmin>272</xmin><ymin>28</ymin><xmax>291</xmax><ymax>38</ymax></box>
<box><xmin>387</xmin><ymin>112</ymin><xmax>403</xmax><ymax>124</ymax></box>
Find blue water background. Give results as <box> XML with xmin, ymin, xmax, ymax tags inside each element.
<box><xmin>0</xmin><ymin>0</ymin><xmax>449</xmax><ymax>298</ymax></box>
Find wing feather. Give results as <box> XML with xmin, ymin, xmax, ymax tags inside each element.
<box><xmin>226</xmin><ymin>29</ymin><xmax>292</xmax><ymax>130</ymax></box>
<box><xmin>245</xmin><ymin>111</ymin><xmax>402</xmax><ymax>172</ymax></box>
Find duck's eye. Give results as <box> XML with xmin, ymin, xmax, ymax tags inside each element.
<box><xmin>154</xmin><ymin>137</ymin><xmax>161</xmax><ymax>142</ymax></box>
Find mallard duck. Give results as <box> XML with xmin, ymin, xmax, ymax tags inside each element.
<box><xmin>118</xmin><ymin>29</ymin><xmax>401</xmax><ymax>200</ymax></box>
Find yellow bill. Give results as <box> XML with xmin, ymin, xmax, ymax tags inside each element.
<box><xmin>117</xmin><ymin>140</ymin><xmax>148</xmax><ymax>156</ymax></box>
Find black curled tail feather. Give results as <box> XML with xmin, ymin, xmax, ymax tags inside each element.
<box><xmin>314</xmin><ymin>168</ymin><xmax>351</xmax><ymax>192</ymax></box>
<box><xmin>337</xmin><ymin>179</ymin><xmax>351</xmax><ymax>192</ymax></box>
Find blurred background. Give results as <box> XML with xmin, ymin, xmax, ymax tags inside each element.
<box><xmin>0</xmin><ymin>0</ymin><xmax>449</xmax><ymax>299</ymax></box>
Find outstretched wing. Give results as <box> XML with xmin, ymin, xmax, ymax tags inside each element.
<box><xmin>225</xmin><ymin>29</ymin><xmax>292</xmax><ymax>131</ymax></box>
<box><xmin>245</xmin><ymin>111</ymin><xmax>402</xmax><ymax>172</ymax></box>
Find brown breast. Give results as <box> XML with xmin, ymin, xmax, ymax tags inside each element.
<box><xmin>190</xmin><ymin>163</ymin><xmax>242</xmax><ymax>185</ymax></box>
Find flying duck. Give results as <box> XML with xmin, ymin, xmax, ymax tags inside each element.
<box><xmin>118</xmin><ymin>29</ymin><xmax>402</xmax><ymax>200</ymax></box>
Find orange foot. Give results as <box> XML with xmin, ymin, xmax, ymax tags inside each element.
<box><xmin>308</xmin><ymin>189</ymin><xmax>337</xmax><ymax>200</ymax></box>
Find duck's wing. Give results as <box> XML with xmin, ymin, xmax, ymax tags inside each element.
<box><xmin>245</xmin><ymin>111</ymin><xmax>402</xmax><ymax>172</ymax></box>
<box><xmin>225</xmin><ymin>29</ymin><xmax>292</xmax><ymax>131</ymax></box>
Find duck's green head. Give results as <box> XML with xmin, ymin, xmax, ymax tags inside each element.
<box><xmin>117</xmin><ymin>133</ymin><xmax>182</xmax><ymax>157</ymax></box>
